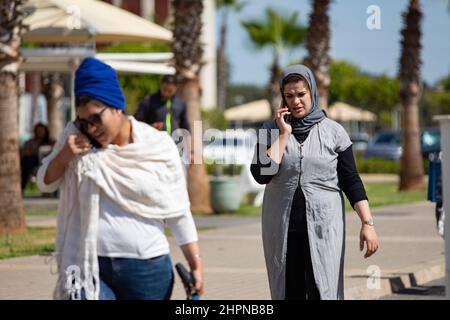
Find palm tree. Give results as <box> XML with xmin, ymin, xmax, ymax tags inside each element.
<box><xmin>0</xmin><ymin>0</ymin><xmax>27</xmax><ymax>232</ymax></box>
<box><xmin>43</xmin><ymin>73</ymin><xmax>64</xmax><ymax>142</ymax></box>
<box><xmin>172</xmin><ymin>0</ymin><xmax>213</xmax><ymax>214</ymax></box>
<box><xmin>241</xmin><ymin>8</ymin><xmax>306</xmax><ymax>116</ymax></box>
<box><xmin>398</xmin><ymin>0</ymin><xmax>424</xmax><ymax>191</ymax></box>
<box><xmin>304</xmin><ymin>0</ymin><xmax>331</xmax><ymax>110</ymax></box>
<box><xmin>216</xmin><ymin>0</ymin><xmax>246</xmax><ymax>110</ymax></box>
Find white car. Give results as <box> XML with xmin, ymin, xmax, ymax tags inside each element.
<box><xmin>203</xmin><ymin>129</ymin><xmax>257</xmax><ymax>165</ymax></box>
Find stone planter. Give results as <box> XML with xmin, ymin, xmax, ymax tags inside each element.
<box><xmin>209</xmin><ymin>175</ymin><xmax>241</xmax><ymax>213</ymax></box>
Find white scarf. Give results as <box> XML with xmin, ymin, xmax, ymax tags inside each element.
<box><xmin>39</xmin><ymin>117</ymin><xmax>190</xmax><ymax>300</ymax></box>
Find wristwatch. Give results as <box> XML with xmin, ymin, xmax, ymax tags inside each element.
<box><xmin>363</xmin><ymin>218</ymin><xmax>375</xmax><ymax>227</ymax></box>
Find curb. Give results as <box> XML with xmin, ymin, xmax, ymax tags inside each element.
<box><xmin>345</xmin><ymin>257</ymin><xmax>445</xmax><ymax>300</ymax></box>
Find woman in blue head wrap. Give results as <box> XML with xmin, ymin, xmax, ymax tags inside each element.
<box><xmin>251</xmin><ymin>65</ymin><xmax>379</xmax><ymax>300</ymax></box>
<box><xmin>37</xmin><ymin>58</ymin><xmax>204</xmax><ymax>300</ymax></box>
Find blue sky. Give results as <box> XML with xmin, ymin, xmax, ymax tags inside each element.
<box><xmin>216</xmin><ymin>0</ymin><xmax>450</xmax><ymax>86</ymax></box>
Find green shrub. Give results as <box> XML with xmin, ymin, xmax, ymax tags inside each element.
<box><xmin>356</xmin><ymin>157</ymin><xmax>400</xmax><ymax>174</ymax></box>
<box><xmin>201</xmin><ymin>109</ymin><xmax>229</xmax><ymax>130</ymax></box>
<box><xmin>206</xmin><ymin>163</ymin><xmax>243</xmax><ymax>176</ymax></box>
<box><xmin>356</xmin><ymin>156</ymin><xmax>430</xmax><ymax>175</ymax></box>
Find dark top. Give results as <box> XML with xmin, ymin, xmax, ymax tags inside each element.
<box><xmin>135</xmin><ymin>91</ymin><xmax>190</xmax><ymax>133</ymax></box>
<box><xmin>250</xmin><ymin>137</ymin><xmax>368</xmax><ymax>209</ymax></box>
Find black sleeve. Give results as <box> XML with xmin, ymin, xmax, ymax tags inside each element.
<box><xmin>337</xmin><ymin>145</ymin><xmax>368</xmax><ymax>208</ymax></box>
<box><xmin>250</xmin><ymin>143</ymin><xmax>280</xmax><ymax>185</ymax></box>
<box><xmin>179</xmin><ymin>101</ymin><xmax>190</xmax><ymax>132</ymax></box>
<box><xmin>250</xmin><ymin>121</ymin><xmax>281</xmax><ymax>185</ymax></box>
<box><xmin>135</xmin><ymin>94</ymin><xmax>151</xmax><ymax>123</ymax></box>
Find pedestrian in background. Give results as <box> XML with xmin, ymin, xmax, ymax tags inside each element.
<box><xmin>20</xmin><ymin>123</ymin><xmax>54</xmax><ymax>190</ymax></box>
<box><xmin>135</xmin><ymin>74</ymin><xmax>191</xmax><ymax>172</ymax></box>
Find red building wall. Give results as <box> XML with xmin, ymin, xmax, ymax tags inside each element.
<box><xmin>121</xmin><ymin>0</ymin><xmax>141</xmax><ymax>16</ymax></box>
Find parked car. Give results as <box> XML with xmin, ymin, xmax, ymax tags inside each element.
<box><xmin>363</xmin><ymin>128</ymin><xmax>440</xmax><ymax>162</ymax></box>
<box><xmin>203</xmin><ymin>129</ymin><xmax>257</xmax><ymax>165</ymax></box>
<box><xmin>350</xmin><ymin>132</ymin><xmax>370</xmax><ymax>154</ymax></box>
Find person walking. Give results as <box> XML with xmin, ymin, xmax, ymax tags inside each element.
<box><xmin>251</xmin><ymin>64</ymin><xmax>379</xmax><ymax>300</ymax></box>
<box><xmin>37</xmin><ymin>58</ymin><xmax>203</xmax><ymax>300</ymax></box>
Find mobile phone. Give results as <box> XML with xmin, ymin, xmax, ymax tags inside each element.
<box><xmin>73</xmin><ymin>121</ymin><xmax>102</xmax><ymax>149</ymax></box>
<box><xmin>284</xmin><ymin>113</ymin><xmax>292</xmax><ymax>123</ymax></box>
<box><xmin>281</xmin><ymin>96</ymin><xmax>291</xmax><ymax>123</ymax></box>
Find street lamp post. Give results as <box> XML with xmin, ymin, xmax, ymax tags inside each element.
<box><xmin>434</xmin><ymin>115</ymin><xmax>450</xmax><ymax>299</ymax></box>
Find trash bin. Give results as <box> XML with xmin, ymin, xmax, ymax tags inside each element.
<box><xmin>428</xmin><ymin>153</ymin><xmax>442</xmax><ymax>202</ymax></box>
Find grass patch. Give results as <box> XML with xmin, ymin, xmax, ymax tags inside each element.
<box><xmin>345</xmin><ymin>182</ymin><xmax>426</xmax><ymax>211</ymax></box>
<box><xmin>232</xmin><ymin>203</ymin><xmax>262</xmax><ymax>217</ymax></box>
<box><xmin>23</xmin><ymin>181</ymin><xmax>42</xmax><ymax>197</ymax></box>
<box><xmin>0</xmin><ymin>227</ymin><xmax>55</xmax><ymax>260</ymax></box>
<box><xmin>25</xmin><ymin>209</ymin><xmax>57</xmax><ymax>217</ymax></box>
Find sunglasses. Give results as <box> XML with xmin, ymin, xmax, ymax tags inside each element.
<box><xmin>74</xmin><ymin>107</ymin><xmax>108</xmax><ymax>132</ymax></box>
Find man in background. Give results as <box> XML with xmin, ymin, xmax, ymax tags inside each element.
<box><xmin>135</xmin><ymin>74</ymin><xmax>190</xmax><ymax>134</ymax></box>
<box><xmin>135</xmin><ymin>75</ymin><xmax>191</xmax><ymax>172</ymax></box>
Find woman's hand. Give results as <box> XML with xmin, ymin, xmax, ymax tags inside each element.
<box><xmin>44</xmin><ymin>134</ymin><xmax>92</xmax><ymax>185</ymax></box>
<box><xmin>275</xmin><ymin>105</ymin><xmax>292</xmax><ymax>136</ymax></box>
<box><xmin>360</xmin><ymin>225</ymin><xmax>379</xmax><ymax>258</ymax></box>
<box><xmin>61</xmin><ymin>134</ymin><xmax>92</xmax><ymax>162</ymax></box>
<box><xmin>191</xmin><ymin>267</ymin><xmax>204</xmax><ymax>296</ymax></box>
<box><xmin>180</xmin><ymin>242</ymin><xmax>204</xmax><ymax>296</ymax></box>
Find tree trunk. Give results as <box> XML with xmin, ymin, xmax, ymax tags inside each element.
<box><xmin>398</xmin><ymin>0</ymin><xmax>424</xmax><ymax>191</ymax></box>
<box><xmin>304</xmin><ymin>0</ymin><xmax>330</xmax><ymax>110</ymax></box>
<box><xmin>172</xmin><ymin>0</ymin><xmax>213</xmax><ymax>214</ymax></box>
<box><xmin>217</xmin><ymin>11</ymin><xmax>227</xmax><ymax>110</ymax></box>
<box><xmin>268</xmin><ymin>55</ymin><xmax>281</xmax><ymax>117</ymax></box>
<box><xmin>0</xmin><ymin>0</ymin><xmax>26</xmax><ymax>232</ymax></box>
<box><xmin>0</xmin><ymin>72</ymin><xmax>26</xmax><ymax>232</ymax></box>
<box><xmin>180</xmin><ymin>79</ymin><xmax>213</xmax><ymax>213</ymax></box>
<box><xmin>399</xmin><ymin>86</ymin><xmax>424</xmax><ymax>190</ymax></box>
<box><xmin>43</xmin><ymin>73</ymin><xmax>64</xmax><ymax>142</ymax></box>
<box><xmin>30</xmin><ymin>72</ymin><xmax>41</xmax><ymax>130</ymax></box>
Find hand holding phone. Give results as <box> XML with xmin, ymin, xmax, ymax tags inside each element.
<box><xmin>59</xmin><ymin>133</ymin><xmax>92</xmax><ymax>163</ymax></box>
<box><xmin>73</xmin><ymin>120</ymin><xmax>102</xmax><ymax>148</ymax></box>
<box><xmin>276</xmin><ymin>104</ymin><xmax>292</xmax><ymax>135</ymax></box>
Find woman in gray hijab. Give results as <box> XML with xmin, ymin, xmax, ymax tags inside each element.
<box><xmin>251</xmin><ymin>64</ymin><xmax>379</xmax><ymax>300</ymax></box>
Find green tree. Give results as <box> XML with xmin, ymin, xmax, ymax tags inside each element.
<box><xmin>241</xmin><ymin>8</ymin><xmax>306</xmax><ymax>116</ymax></box>
<box><xmin>423</xmin><ymin>91</ymin><xmax>450</xmax><ymax>124</ymax></box>
<box><xmin>329</xmin><ymin>60</ymin><xmax>399</xmax><ymax>114</ymax></box>
<box><xmin>216</xmin><ymin>0</ymin><xmax>246</xmax><ymax>110</ymax></box>
<box><xmin>0</xmin><ymin>0</ymin><xmax>28</xmax><ymax>232</ymax></box>
<box><xmin>439</xmin><ymin>74</ymin><xmax>450</xmax><ymax>91</ymax></box>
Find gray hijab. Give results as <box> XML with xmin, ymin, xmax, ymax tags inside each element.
<box><xmin>279</xmin><ymin>64</ymin><xmax>326</xmax><ymax>141</ymax></box>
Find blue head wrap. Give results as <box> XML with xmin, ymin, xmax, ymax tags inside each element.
<box><xmin>75</xmin><ymin>57</ymin><xmax>125</xmax><ymax>111</ymax></box>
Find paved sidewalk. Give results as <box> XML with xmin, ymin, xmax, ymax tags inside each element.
<box><xmin>0</xmin><ymin>201</ymin><xmax>445</xmax><ymax>300</ymax></box>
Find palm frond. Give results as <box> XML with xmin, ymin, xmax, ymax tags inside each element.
<box><xmin>241</xmin><ymin>7</ymin><xmax>306</xmax><ymax>51</ymax></box>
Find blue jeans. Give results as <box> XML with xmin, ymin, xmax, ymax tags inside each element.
<box><xmin>97</xmin><ymin>255</ymin><xmax>174</xmax><ymax>300</ymax></box>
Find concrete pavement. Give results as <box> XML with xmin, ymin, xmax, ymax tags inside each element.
<box><xmin>0</xmin><ymin>201</ymin><xmax>445</xmax><ymax>300</ymax></box>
